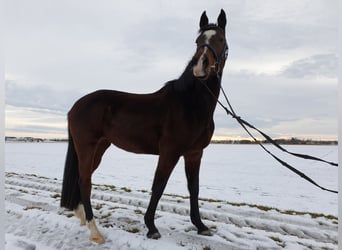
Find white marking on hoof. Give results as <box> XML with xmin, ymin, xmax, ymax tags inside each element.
<box><xmin>74</xmin><ymin>204</ymin><xmax>86</xmax><ymax>226</ymax></box>
<box><xmin>88</xmin><ymin>219</ymin><xmax>105</xmax><ymax>244</ymax></box>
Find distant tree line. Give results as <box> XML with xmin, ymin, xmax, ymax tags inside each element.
<box><xmin>5</xmin><ymin>136</ymin><xmax>337</xmax><ymax>145</ymax></box>
<box><xmin>211</xmin><ymin>137</ymin><xmax>338</xmax><ymax>145</ymax></box>
<box><xmin>5</xmin><ymin>136</ymin><xmax>68</xmax><ymax>143</ymax></box>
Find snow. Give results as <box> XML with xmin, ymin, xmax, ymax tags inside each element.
<box><xmin>4</xmin><ymin>143</ymin><xmax>338</xmax><ymax>249</ymax></box>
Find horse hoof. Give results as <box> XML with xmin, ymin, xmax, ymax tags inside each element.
<box><xmin>90</xmin><ymin>235</ymin><xmax>105</xmax><ymax>244</ymax></box>
<box><xmin>198</xmin><ymin>229</ymin><xmax>213</xmax><ymax>236</ymax></box>
<box><xmin>147</xmin><ymin>232</ymin><xmax>161</xmax><ymax>239</ymax></box>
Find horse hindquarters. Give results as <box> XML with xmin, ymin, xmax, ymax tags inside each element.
<box><xmin>61</xmin><ymin>130</ymin><xmax>81</xmax><ymax>210</ymax></box>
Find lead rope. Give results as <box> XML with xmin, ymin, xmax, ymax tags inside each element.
<box><xmin>200</xmin><ymin>77</ymin><xmax>338</xmax><ymax>194</ymax></box>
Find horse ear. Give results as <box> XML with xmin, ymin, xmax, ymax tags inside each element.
<box><xmin>217</xmin><ymin>9</ymin><xmax>226</xmax><ymax>30</ymax></box>
<box><xmin>199</xmin><ymin>11</ymin><xmax>209</xmax><ymax>29</ymax></box>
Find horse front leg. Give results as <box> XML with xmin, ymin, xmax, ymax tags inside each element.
<box><xmin>184</xmin><ymin>150</ymin><xmax>212</xmax><ymax>236</ymax></box>
<box><xmin>144</xmin><ymin>152</ymin><xmax>180</xmax><ymax>239</ymax></box>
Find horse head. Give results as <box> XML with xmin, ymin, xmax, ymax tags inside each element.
<box><xmin>192</xmin><ymin>9</ymin><xmax>228</xmax><ymax>80</ymax></box>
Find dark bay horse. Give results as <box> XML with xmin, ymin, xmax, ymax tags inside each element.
<box><xmin>61</xmin><ymin>9</ymin><xmax>228</xmax><ymax>244</ymax></box>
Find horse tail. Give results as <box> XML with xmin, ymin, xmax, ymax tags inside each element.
<box><xmin>60</xmin><ymin>129</ymin><xmax>81</xmax><ymax>210</ymax></box>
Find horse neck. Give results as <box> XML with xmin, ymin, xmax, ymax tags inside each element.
<box><xmin>198</xmin><ymin>75</ymin><xmax>221</xmax><ymax>112</ymax></box>
<box><xmin>201</xmin><ymin>74</ymin><xmax>221</xmax><ymax>100</ymax></box>
<box><xmin>176</xmin><ymin>65</ymin><xmax>222</xmax><ymax>113</ymax></box>
<box><xmin>179</xmin><ymin>63</ymin><xmax>221</xmax><ymax>94</ymax></box>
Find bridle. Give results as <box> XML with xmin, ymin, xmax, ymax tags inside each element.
<box><xmin>195</xmin><ymin>28</ymin><xmax>229</xmax><ymax>76</ymax></box>
<box><xmin>195</xmin><ymin>28</ymin><xmax>338</xmax><ymax>194</ymax></box>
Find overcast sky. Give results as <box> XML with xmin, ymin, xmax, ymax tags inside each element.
<box><xmin>5</xmin><ymin>0</ymin><xmax>338</xmax><ymax>140</ymax></box>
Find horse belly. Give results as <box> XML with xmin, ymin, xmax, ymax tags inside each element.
<box><xmin>102</xmin><ymin>98</ymin><xmax>165</xmax><ymax>155</ymax></box>
<box><xmin>105</xmin><ymin>124</ymin><xmax>160</xmax><ymax>155</ymax></box>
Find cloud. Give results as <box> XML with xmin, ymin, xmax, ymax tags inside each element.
<box><xmin>213</xmin><ymin>71</ymin><xmax>337</xmax><ymax>140</ymax></box>
<box><xmin>5</xmin><ymin>0</ymin><xmax>229</xmax><ymax>93</ymax></box>
<box><xmin>227</xmin><ymin>1</ymin><xmax>337</xmax><ymax>76</ymax></box>
<box><xmin>280</xmin><ymin>54</ymin><xmax>337</xmax><ymax>79</ymax></box>
<box><xmin>5</xmin><ymin>80</ymin><xmax>82</xmax><ymax>114</ymax></box>
<box><xmin>234</xmin><ymin>1</ymin><xmax>337</xmax><ymax>52</ymax></box>
<box><xmin>267</xmin><ymin>118</ymin><xmax>338</xmax><ymax>139</ymax></box>
<box><xmin>5</xmin><ymin>105</ymin><xmax>68</xmax><ymax>138</ymax></box>
<box><xmin>5</xmin><ymin>80</ymin><xmax>81</xmax><ymax>138</ymax></box>
<box><xmin>4</xmin><ymin>1</ymin><xmax>338</xmax><ymax>139</ymax></box>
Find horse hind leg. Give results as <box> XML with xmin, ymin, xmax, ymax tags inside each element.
<box><xmin>79</xmin><ymin>170</ymin><xmax>104</xmax><ymax>243</ymax></box>
<box><xmin>92</xmin><ymin>139</ymin><xmax>111</xmax><ymax>173</ymax></box>
<box><xmin>76</xmin><ymin>142</ymin><xmax>109</xmax><ymax>244</ymax></box>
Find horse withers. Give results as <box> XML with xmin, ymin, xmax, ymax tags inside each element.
<box><xmin>61</xmin><ymin>9</ymin><xmax>228</xmax><ymax>244</ymax></box>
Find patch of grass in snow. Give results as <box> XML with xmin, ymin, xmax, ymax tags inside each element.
<box><xmin>229</xmin><ymin>202</ymin><xmax>273</xmax><ymax>212</ymax></box>
<box><xmin>110</xmin><ymin>206</ymin><xmax>128</xmax><ymax>211</ymax></box>
<box><xmin>134</xmin><ymin>209</ymin><xmax>143</xmax><ymax>215</ymax></box>
<box><xmin>126</xmin><ymin>227</ymin><xmax>140</xmax><ymax>233</ymax></box>
<box><xmin>18</xmin><ymin>188</ymin><xmax>29</xmax><ymax>193</ymax></box>
<box><xmin>282</xmin><ymin>210</ymin><xmax>337</xmax><ymax>221</ymax></box>
<box><xmin>150</xmin><ymin>192</ymin><xmax>338</xmax><ymax>222</ymax></box>
<box><xmin>203</xmin><ymin>246</ymin><xmax>211</xmax><ymax>250</ymax></box>
<box><xmin>228</xmin><ymin>202</ymin><xmax>338</xmax><ymax>222</ymax></box>
<box><xmin>310</xmin><ymin>213</ymin><xmax>336</xmax><ymax>220</ymax></box>
<box><xmin>94</xmin><ymin>203</ymin><xmax>104</xmax><ymax>210</ymax></box>
<box><xmin>163</xmin><ymin>193</ymin><xmax>189</xmax><ymax>199</ymax></box>
<box><xmin>200</xmin><ymin>198</ymin><xmax>224</xmax><ymax>203</ymax></box>
<box><xmin>184</xmin><ymin>227</ymin><xmax>197</xmax><ymax>233</ymax></box>
<box><xmin>297</xmin><ymin>242</ymin><xmax>314</xmax><ymax>249</ymax></box>
<box><xmin>139</xmin><ymin>189</ymin><xmax>149</xmax><ymax>193</ymax></box>
<box><xmin>178</xmin><ymin>241</ymin><xmax>186</xmax><ymax>247</ymax></box>
<box><xmin>24</xmin><ymin>205</ymin><xmax>42</xmax><ymax>211</ymax></box>
<box><xmin>51</xmin><ymin>193</ymin><xmax>61</xmax><ymax>199</ymax></box>
<box><xmin>269</xmin><ymin>236</ymin><xmax>285</xmax><ymax>248</ymax></box>
<box><xmin>93</xmin><ymin>183</ymin><xmax>117</xmax><ymax>191</ymax></box>
<box><xmin>98</xmin><ymin>213</ymin><xmax>112</xmax><ymax>220</ymax></box>
<box><xmin>121</xmin><ymin>187</ymin><xmax>132</xmax><ymax>193</ymax></box>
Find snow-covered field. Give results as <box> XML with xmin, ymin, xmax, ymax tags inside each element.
<box><xmin>5</xmin><ymin>143</ymin><xmax>338</xmax><ymax>249</ymax></box>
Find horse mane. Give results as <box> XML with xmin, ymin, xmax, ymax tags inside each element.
<box><xmin>164</xmin><ymin>59</ymin><xmax>198</xmax><ymax>92</ymax></box>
